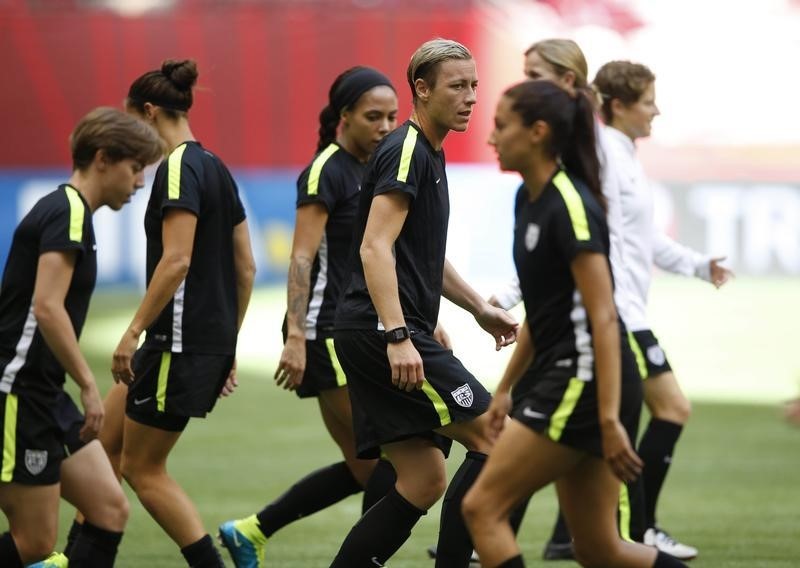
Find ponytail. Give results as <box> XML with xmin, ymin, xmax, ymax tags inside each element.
<box><xmin>317</xmin><ymin>105</ymin><xmax>340</xmax><ymax>153</ymax></box>
<box><xmin>562</xmin><ymin>90</ymin><xmax>604</xmax><ymax>210</ymax></box>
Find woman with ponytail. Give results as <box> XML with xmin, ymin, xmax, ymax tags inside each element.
<box><xmin>80</xmin><ymin>59</ymin><xmax>257</xmax><ymax>568</ymax></box>
<box><xmin>219</xmin><ymin>66</ymin><xmax>398</xmax><ymax>568</ymax></box>
<box><xmin>462</xmin><ymin>80</ymin><xmax>689</xmax><ymax>568</ymax></box>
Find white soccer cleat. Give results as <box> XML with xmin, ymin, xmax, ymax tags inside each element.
<box><xmin>644</xmin><ymin>527</ymin><xmax>698</xmax><ymax>560</ymax></box>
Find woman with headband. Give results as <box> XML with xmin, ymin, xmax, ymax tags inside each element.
<box><xmin>219</xmin><ymin>66</ymin><xmax>399</xmax><ymax>568</ymax></box>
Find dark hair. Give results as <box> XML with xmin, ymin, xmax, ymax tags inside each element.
<box><xmin>592</xmin><ymin>61</ymin><xmax>655</xmax><ymax>124</ymax></box>
<box><xmin>126</xmin><ymin>59</ymin><xmax>199</xmax><ymax>118</ymax></box>
<box><xmin>70</xmin><ymin>107</ymin><xmax>164</xmax><ymax>171</ymax></box>
<box><xmin>317</xmin><ymin>66</ymin><xmax>394</xmax><ymax>153</ymax></box>
<box><xmin>504</xmin><ymin>80</ymin><xmax>604</xmax><ymax>210</ymax></box>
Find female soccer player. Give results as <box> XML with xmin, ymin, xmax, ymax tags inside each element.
<box><xmin>110</xmin><ymin>59</ymin><xmax>256</xmax><ymax>568</ymax></box>
<box><xmin>593</xmin><ymin>60</ymin><xmax>732</xmax><ymax>559</ymax></box>
<box><xmin>218</xmin><ymin>66</ymin><xmax>400</xmax><ymax>567</ymax></box>
<box><xmin>462</xmin><ymin>79</ymin><xmax>688</xmax><ymax>568</ymax></box>
<box><xmin>328</xmin><ymin>39</ymin><xmax>518</xmax><ymax>568</ymax></box>
<box><xmin>0</xmin><ymin>107</ymin><xmax>162</xmax><ymax>568</ymax></box>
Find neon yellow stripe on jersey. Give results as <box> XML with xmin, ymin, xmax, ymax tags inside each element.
<box><xmin>65</xmin><ymin>186</ymin><xmax>84</xmax><ymax>243</ymax></box>
<box><xmin>421</xmin><ymin>380</ymin><xmax>451</xmax><ymax>426</ymax></box>
<box><xmin>547</xmin><ymin>377</ymin><xmax>584</xmax><ymax>441</ymax></box>
<box><xmin>168</xmin><ymin>143</ymin><xmax>188</xmax><ymax>200</ymax></box>
<box><xmin>156</xmin><ymin>352</ymin><xmax>172</xmax><ymax>412</ymax></box>
<box><xmin>396</xmin><ymin>128</ymin><xmax>418</xmax><ymax>183</ymax></box>
<box><xmin>325</xmin><ymin>338</ymin><xmax>347</xmax><ymax>387</ymax></box>
<box><xmin>619</xmin><ymin>482</ymin><xmax>633</xmax><ymax>542</ymax></box>
<box><xmin>627</xmin><ymin>331</ymin><xmax>648</xmax><ymax>380</ymax></box>
<box><xmin>2</xmin><ymin>394</ymin><xmax>18</xmax><ymax>482</ymax></box>
<box><xmin>552</xmin><ymin>171</ymin><xmax>590</xmax><ymax>241</ymax></box>
<box><xmin>308</xmin><ymin>144</ymin><xmax>340</xmax><ymax>196</ymax></box>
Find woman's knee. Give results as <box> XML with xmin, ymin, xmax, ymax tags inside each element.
<box><xmin>15</xmin><ymin>530</ymin><xmax>57</xmax><ymax>563</ymax></box>
<box><xmin>396</xmin><ymin>468</ymin><xmax>446</xmax><ymax>509</ymax></box>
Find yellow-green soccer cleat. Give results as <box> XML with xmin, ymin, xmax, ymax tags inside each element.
<box><xmin>26</xmin><ymin>552</ymin><xmax>69</xmax><ymax>568</ymax></box>
<box><xmin>218</xmin><ymin>515</ymin><xmax>267</xmax><ymax>568</ymax></box>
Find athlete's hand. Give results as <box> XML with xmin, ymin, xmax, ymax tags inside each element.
<box><xmin>709</xmin><ymin>257</ymin><xmax>734</xmax><ymax>289</ymax></box>
<box><xmin>475</xmin><ymin>304</ymin><xmax>519</xmax><ymax>351</ymax></box>
<box><xmin>274</xmin><ymin>336</ymin><xmax>306</xmax><ymax>390</ymax></box>
<box><xmin>111</xmin><ymin>328</ymin><xmax>139</xmax><ymax>385</ymax></box>
<box><xmin>219</xmin><ymin>359</ymin><xmax>239</xmax><ymax>398</ymax></box>
<box><xmin>79</xmin><ymin>381</ymin><xmax>104</xmax><ymax>442</ymax></box>
<box><xmin>486</xmin><ymin>390</ymin><xmax>512</xmax><ymax>441</ymax></box>
<box><xmin>387</xmin><ymin>339</ymin><xmax>424</xmax><ymax>392</ymax></box>
<box><xmin>601</xmin><ymin>419</ymin><xmax>643</xmax><ymax>482</ymax></box>
<box><xmin>433</xmin><ymin>322</ymin><xmax>452</xmax><ymax>350</ymax></box>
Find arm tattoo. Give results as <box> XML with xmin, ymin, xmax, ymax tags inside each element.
<box><xmin>287</xmin><ymin>255</ymin><xmax>313</xmax><ymax>334</ymax></box>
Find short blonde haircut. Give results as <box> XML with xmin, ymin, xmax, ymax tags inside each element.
<box><xmin>406</xmin><ymin>38</ymin><xmax>473</xmax><ymax>102</ymax></box>
<box><xmin>525</xmin><ymin>39</ymin><xmax>588</xmax><ymax>88</ymax></box>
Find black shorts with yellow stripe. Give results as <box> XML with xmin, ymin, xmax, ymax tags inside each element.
<box><xmin>286</xmin><ymin>334</ymin><xmax>347</xmax><ymax>398</ymax></box>
<box><xmin>512</xmin><ymin>343</ymin><xmax>643</xmax><ymax>457</ymax></box>
<box><xmin>628</xmin><ymin>329</ymin><xmax>672</xmax><ymax>379</ymax></box>
<box><xmin>0</xmin><ymin>390</ymin><xmax>86</xmax><ymax>485</ymax></box>
<box><xmin>126</xmin><ymin>348</ymin><xmax>234</xmax><ymax>432</ymax></box>
<box><xmin>333</xmin><ymin>329</ymin><xmax>491</xmax><ymax>460</ymax></box>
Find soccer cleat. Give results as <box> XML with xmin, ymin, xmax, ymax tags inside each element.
<box><xmin>218</xmin><ymin>515</ymin><xmax>268</xmax><ymax>568</ymax></box>
<box><xmin>643</xmin><ymin>527</ymin><xmax>698</xmax><ymax>560</ymax></box>
<box><xmin>426</xmin><ymin>544</ymin><xmax>480</xmax><ymax>565</ymax></box>
<box><xmin>542</xmin><ymin>540</ymin><xmax>575</xmax><ymax>561</ymax></box>
<box><xmin>27</xmin><ymin>552</ymin><xmax>69</xmax><ymax>568</ymax></box>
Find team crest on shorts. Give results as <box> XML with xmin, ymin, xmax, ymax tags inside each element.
<box><xmin>24</xmin><ymin>449</ymin><xmax>48</xmax><ymax>476</ymax></box>
<box><xmin>525</xmin><ymin>223</ymin><xmax>541</xmax><ymax>251</ymax></box>
<box><xmin>451</xmin><ymin>384</ymin><xmax>474</xmax><ymax>408</ymax></box>
<box><xmin>647</xmin><ymin>345</ymin><xmax>666</xmax><ymax>366</ymax></box>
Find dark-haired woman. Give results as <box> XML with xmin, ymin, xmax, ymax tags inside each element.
<box><xmin>108</xmin><ymin>59</ymin><xmax>256</xmax><ymax>568</ymax></box>
<box><xmin>0</xmin><ymin>107</ymin><xmax>162</xmax><ymax>568</ymax></box>
<box><xmin>218</xmin><ymin>66</ymin><xmax>399</xmax><ymax>568</ymax></box>
<box><xmin>462</xmin><ymin>81</ymin><xmax>688</xmax><ymax>568</ymax></box>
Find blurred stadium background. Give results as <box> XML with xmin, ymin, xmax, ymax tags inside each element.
<box><xmin>2</xmin><ymin>0</ymin><xmax>799</xmax><ymax>565</ymax></box>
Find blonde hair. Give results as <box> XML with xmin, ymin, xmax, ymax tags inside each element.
<box><xmin>71</xmin><ymin>107</ymin><xmax>164</xmax><ymax>171</ymax></box>
<box><xmin>525</xmin><ymin>39</ymin><xmax>588</xmax><ymax>88</ymax></box>
<box><xmin>406</xmin><ymin>38</ymin><xmax>473</xmax><ymax>102</ymax></box>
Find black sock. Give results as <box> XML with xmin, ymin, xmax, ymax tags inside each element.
<box><xmin>180</xmin><ymin>534</ymin><xmax>225</xmax><ymax>568</ymax></box>
<box><xmin>653</xmin><ymin>550</ymin><xmax>688</xmax><ymax>567</ymax></box>
<box><xmin>256</xmin><ymin>461</ymin><xmax>362</xmax><ymax>538</ymax></box>
<box><xmin>64</xmin><ymin>519</ymin><xmax>83</xmax><ymax>558</ymax></box>
<box><xmin>625</xmin><ymin>475</ymin><xmax>647</xmax><ymax>542</ymax></box>
<box><xmin>508</xmin><ymin>496</ymin><xmax>531</xmax><ymax>534</ymax></box>
<box><xmin>435</xmin><ymin>451</ymin><xmax>486</xmax><ymax>568</ymax></box>
<box><xmin>549</xmin><ymin>510</ymin><xmax>571</xmax><ymax>544</ymax></box>
<box><xmin>330</xmin><ymin>486</ymin><xmax>426</xmax><ymax>567</ymax></box>
<box><xmin>638</xmin><ymin>419</ymin><xmax>683</xmax><ymax>527</ymax></box>
<box><xmin>0</xmin><ymin>532</ymin><xmax>23</xmax><ymax>568</ymax></box>
<box><xmin>497</xmin><ymin>554</ymin><xmax>526</xmax><ymax>568</ymax></box>
<box><xmin>362</xmin><ymin>458</ymin><xmax>396</xmax><ymax>514</ymax></box>
<box><xmin>69</xmin><ymin>521</ymin><xmax>123</xmax><ymax>568</ymax></box>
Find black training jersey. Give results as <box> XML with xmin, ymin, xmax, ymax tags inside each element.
<box><xmin>0</xmin><ymin>185</ymin><xmax>96</xmax><ymax>400</ymax></box>
<box><xmin>142</xmin><ymin>141</ymin><xmax>246</xmax><ymax>355</ymax></box>
<box><xmin>514</xmin><ymin>170</ymin><xmax>611</xmax><ymax>379</ymax></box>
<box><xmin>336</xmin><ymin>121</ymin><xmax>448</xmax><ymax>334</ymax></box>
<box><xmin>294</xmin><ymin>142</ymin><xmax>365</xmax><ymax>339</ymax></box>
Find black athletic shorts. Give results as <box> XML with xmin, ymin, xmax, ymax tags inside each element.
<box><xmin>292</xmin><ymin>336</ymin><xmax>347</xmax><ymax>399</ymax></box>
<box><xmin>628</xmin><ymin>329</ymin><xmax>672</xmax><ymax>379</ymax></box>
<box><xmin>512</xmin><ymin>342</ymin><xmax>643</xmax><ymax>457</ymax></box>
<box><xmin>333</xmin><ymin>329</ymin><xmax>491</xmax><ymax>459</ymax></box>
<box><xmin>0</xmin><ymin>391</ymin><xmax>74</xmax><ymax>485</ymax></box>
<box><xmin>126</xmin><ymin>348</ymin><xmax>234</xmax><ymax>432</ymax></box>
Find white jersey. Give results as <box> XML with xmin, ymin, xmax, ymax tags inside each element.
<box><xmin>493</xmin><ymin>123</ymin><xmax>711</xmax><ymax>333</ymax></box>
<box><xmin>601</xmin><ymin>126</ymin><xmax>711</xmax><ymax>331</ymax></box>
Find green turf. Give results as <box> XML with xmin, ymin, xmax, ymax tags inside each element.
<box><xmin>5</xmin><ymin>282</ymin><xmax>800</xmax><ymax>566</ymax></box>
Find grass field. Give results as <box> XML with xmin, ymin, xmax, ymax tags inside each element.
<box><xmin>5</xmin><ymin>277</ymin><xmax>800</xmax><ymax>566</ymax></box>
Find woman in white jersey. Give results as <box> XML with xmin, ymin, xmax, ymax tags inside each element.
<box><xmin>592</xmin><ymin>61</ymin><xmax>732</xmax><ymax>559</ymax></box>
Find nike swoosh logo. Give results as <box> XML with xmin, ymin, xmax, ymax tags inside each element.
<box><xmin>371</xmin><ymin>557</ymin><xmax>384</xmax><ymax>566</ymax></box>
<box><xmin>522</xmin><ymin>407</ymin><xmax>548</xmax><ymax>420</ymax></box>
<box><xmin>435</xmin><ymin>178</ymin><xmax>441</xmax><ymax>184</ymax></box>
<box><xmin>133</xmin><ymin>396</ymin><xmax>152</xmax><ymax>406</ymax></box>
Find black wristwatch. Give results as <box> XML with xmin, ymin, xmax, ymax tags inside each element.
<box><xmin>384</xmin><ymin>326</ymin><xmax>411</xmax><ymax>343</ymax></box>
